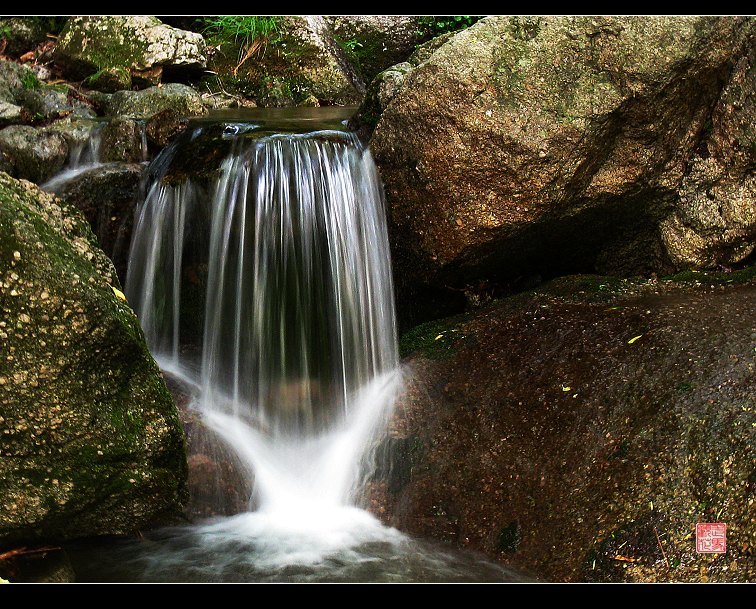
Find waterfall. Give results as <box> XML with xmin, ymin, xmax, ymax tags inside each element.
<box><xmin>68</xmin><ymin>112</ymin><xmax>524</xmax><ymax>581</ymax></box>
<box><xmin>126</xmin><ymin>119</ymin><xmax>401</xmax><ymax>540</ymax></box>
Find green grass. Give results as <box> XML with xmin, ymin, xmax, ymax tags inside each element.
<box><xmin>200</xmin><ymin>16</ymin><xmax>281</xmax><ymax>48</ymax></box>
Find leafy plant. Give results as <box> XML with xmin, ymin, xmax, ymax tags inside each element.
<box><xmin>417</xmin><ymin>16</ymin><xmax>483</xmax><ymax>41</ymax></box>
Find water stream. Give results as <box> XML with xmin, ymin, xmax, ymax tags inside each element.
<box><xmin>67</xmin><ymin>109</ymin><xmax>525</xmax><ymax>582</ymax></box>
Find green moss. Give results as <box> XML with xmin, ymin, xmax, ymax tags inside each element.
<box><xmin>399</xmin><ymin>313</ymin><xmax>470</xmax><ymax>359</ymax></box>
<box><xmin>416</xmin><ymin>16</ymin><xmax>483</xmax><ymax>43</ymax></box>
<box><xmin>20</xmin><ymin>71</ymin><xmax>40</xmax><ymax>90</ymax></box>
<box><xmin>533</xmin><ymin>274</ymin><xmax>640</xmax><ymax>300</ymax></box>
<box><xmin>664</xmin><ymin>264</ymin><xmax>756</xmax><ymax>285</ymax></box>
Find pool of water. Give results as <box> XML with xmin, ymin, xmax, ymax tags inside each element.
<box><xmin>67</xmin><ymin>513</ymin><xmax>528</xmax><ymax>583</ymax></box>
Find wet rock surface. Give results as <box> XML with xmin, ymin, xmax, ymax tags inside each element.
<box><xmin>54</xmin><ymin>162</ymin><xmax>143</xmax><ymax>282</ymax></box>
<box><xmin>374</xmin><ymin>269</ymin><xmax>756</xmax><ymax>582</ymax></box>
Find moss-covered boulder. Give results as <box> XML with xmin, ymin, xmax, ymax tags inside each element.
<box><xmin>0</xmin><ymin>172</ymin><xmax>187</xmax><ymax>545</ymax></box>
<box><xmin>376</xmin><ymin>270</ymin><xmax>756</xmax><ymax>582</ymax></box>
<box><xmin>100</xmin><ymin>83</ymin><xmax>207</xmax><ymax>120</ymax></box>
<box><xmin>55</xmin><ymin>16</ymin><xmax>206</xmax><ymax>89</ymax></box>
<box><xmin>206</xmin><ymin>16</ymin><xmax>361</xmax><ymax>107</ymax></box>
<box><xmin>369</xmin><ymin>16</ymin><xmax>756</xmax><ymax>325</ymax></box>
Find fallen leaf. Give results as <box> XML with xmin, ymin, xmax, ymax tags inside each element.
<box><xmin>627</xmin><ymin>335</ymin><xmax>643</xmax><ymax>344</ymax></box>
<box><xmin>613</xmin><ymin>555</ymin><xmax>638</xmax><ymax>563</ymax></box>
<box><xmin>434</xmin><ymin>334</ymin><xmax>444</xmax><ymax>341</ymax></box>
<box><xmin>110</xmin><ymin>286</ymin><xmax>127</xmax><ymax>302</ymax></box>
<box><xmin>562</xmin><ymin>385</ymin><xmax>571</xmax><ymax>392</ymax></box>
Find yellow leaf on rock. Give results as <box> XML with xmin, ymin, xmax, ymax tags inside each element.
<box><xmin>434</xmin><ymin>334</ymin><xmax>444</xmax><ymax>341</ymax></box>
<box><xmin>627</xmin><ymin>335</ymin><xmax>643</xmax><ymax>344</ymax></box>
<box><xmin>110</xmin><ymin>286</ymin><xmax>127</xmax><ymax>302</ymax></box>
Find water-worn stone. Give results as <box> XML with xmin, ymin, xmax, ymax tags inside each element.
<box><xmin>369</xmin><ymin>16</ymin><xmax>756</xmax><ymax>325</ymax></box>
<box><xmin>0</xmin><ymin>125</ymin><xmax>68</xmax><ymax>183</ymax></box>
<box><xmin>377</xmin><ymin>269</ymin><xmax>756</xmax><ymax>582</ymax></box>
<box><xmin>55</xmin><ymin>16</ymin><xmax>206</xmax><ymax>88</ymax></box>
<box><xmin>100</xmin><ymin>117</ymin><xmax>148</xmax><ymax>163</ymax></box>
<box><xmin>101</xmin><ymin>83</ymin><xmax>207</xmax><ymax>119</ymax></box>
<box><xmin>0</xmin><ymin>172</ymin><xmax>187</xmax><ymax>545</ymax></box>
<box><xmin>54</xmin><ymin>162</ymin><xmax>143</xmax><ymax>282</ymax></box>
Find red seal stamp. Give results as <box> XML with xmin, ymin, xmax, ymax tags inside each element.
<box><xmin>696</xmin><ymin>523</ymin><xmax>726</xmax><ymax>554</ymax></box>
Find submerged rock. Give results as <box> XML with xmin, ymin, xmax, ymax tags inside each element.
<box><xmin>0</xmin><ymin>172</ymin><xmax>187</xmax><ymax>545</ymax></box>
<box><xmin>369</xmin><ymin>16</ymin><xmax>756</xmax><ymax>325</ymax></box>
<box><xmin>55</xmin><ymin>16</ymin><xmax>206</xmax><ymax>89</ymax></box>
<box><xmin>377</xmin><ymin>270</ymin><xmax>756</xmax><ymax>582</ymax></box>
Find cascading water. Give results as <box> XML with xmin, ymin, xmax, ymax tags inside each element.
<box><xmin>40</xmin><ymin>121</ymin><xmax>106</xmax><ymax>192</ymax></box>
<box><xmin>69</xmin><ymin>110</ymin><xmax>522</xmax><ymax>582</ymax></box>
<box><xmin>126</xmin><ymin>114</ymin><xmax>405</xmax><ymax>563</ymax></box>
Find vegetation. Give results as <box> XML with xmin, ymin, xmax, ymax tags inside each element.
<box><xmin>200</xmin><ymin>16</ymin><xmax>281</xmax><ymax>48</ymax></box>
<box><xmin>20</xmin><ymin>71</ymin><xmax>40</xmax><ymax>90</ymax></box>
<box><xmin>416</xmin><ymin>16</ymin><xmax>483</xmax><ymax>42</ymax></box>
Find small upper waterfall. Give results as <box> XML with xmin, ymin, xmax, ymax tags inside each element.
<box><xmin>126</xmin><ymin>113</ymin><xmax>400</xmax><ymax>532</ymax></box>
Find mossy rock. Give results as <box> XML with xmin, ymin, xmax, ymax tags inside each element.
<box><xmin>54</xmin><ymin>16</ymin><xmax>206</xmax><ymax>89</ymax></box>
<box><xmin>0</xmin><ymin>172</ymin><xmax>187</xmax><ymax>546</ymax></box>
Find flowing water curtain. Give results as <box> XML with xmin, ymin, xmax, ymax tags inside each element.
<box><xmin>127</xmin><ymin>128</ymin><xmax>397</xmax><ymax>436</ymax></box>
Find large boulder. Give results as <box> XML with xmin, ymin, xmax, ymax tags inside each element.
<box><xmin>55</xmin><ymin>16</ymin><xmax>207</xmax><ymax>89</ymax></box>
<box><xmin>0</xmin><ymin>172</ymin><xmax>187</xmax><ymax>545</ymax></box>
<box><xmin>369</xmin><ymin>16</ymin><xmax>756</xmax><ymax>324</ymax></box>
<box><xmin>376</xmin><ymin>269</ymin><xmax>756</xmax><ymax>582</ymax></box>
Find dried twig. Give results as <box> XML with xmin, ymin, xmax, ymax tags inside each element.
<box><xmin>233</xmin><ymin>38</ymin><xmax>264</xmax><ymax>76</ymax></box>
<box><xmin>654</xmin><ymin>527</ymin><xmax>670</xmax><ymax>569</ymax></box>
<box><xmin>0</xmin><ymin>546</ymin><xmax>61</xmax><ymax>561</ymax></box>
